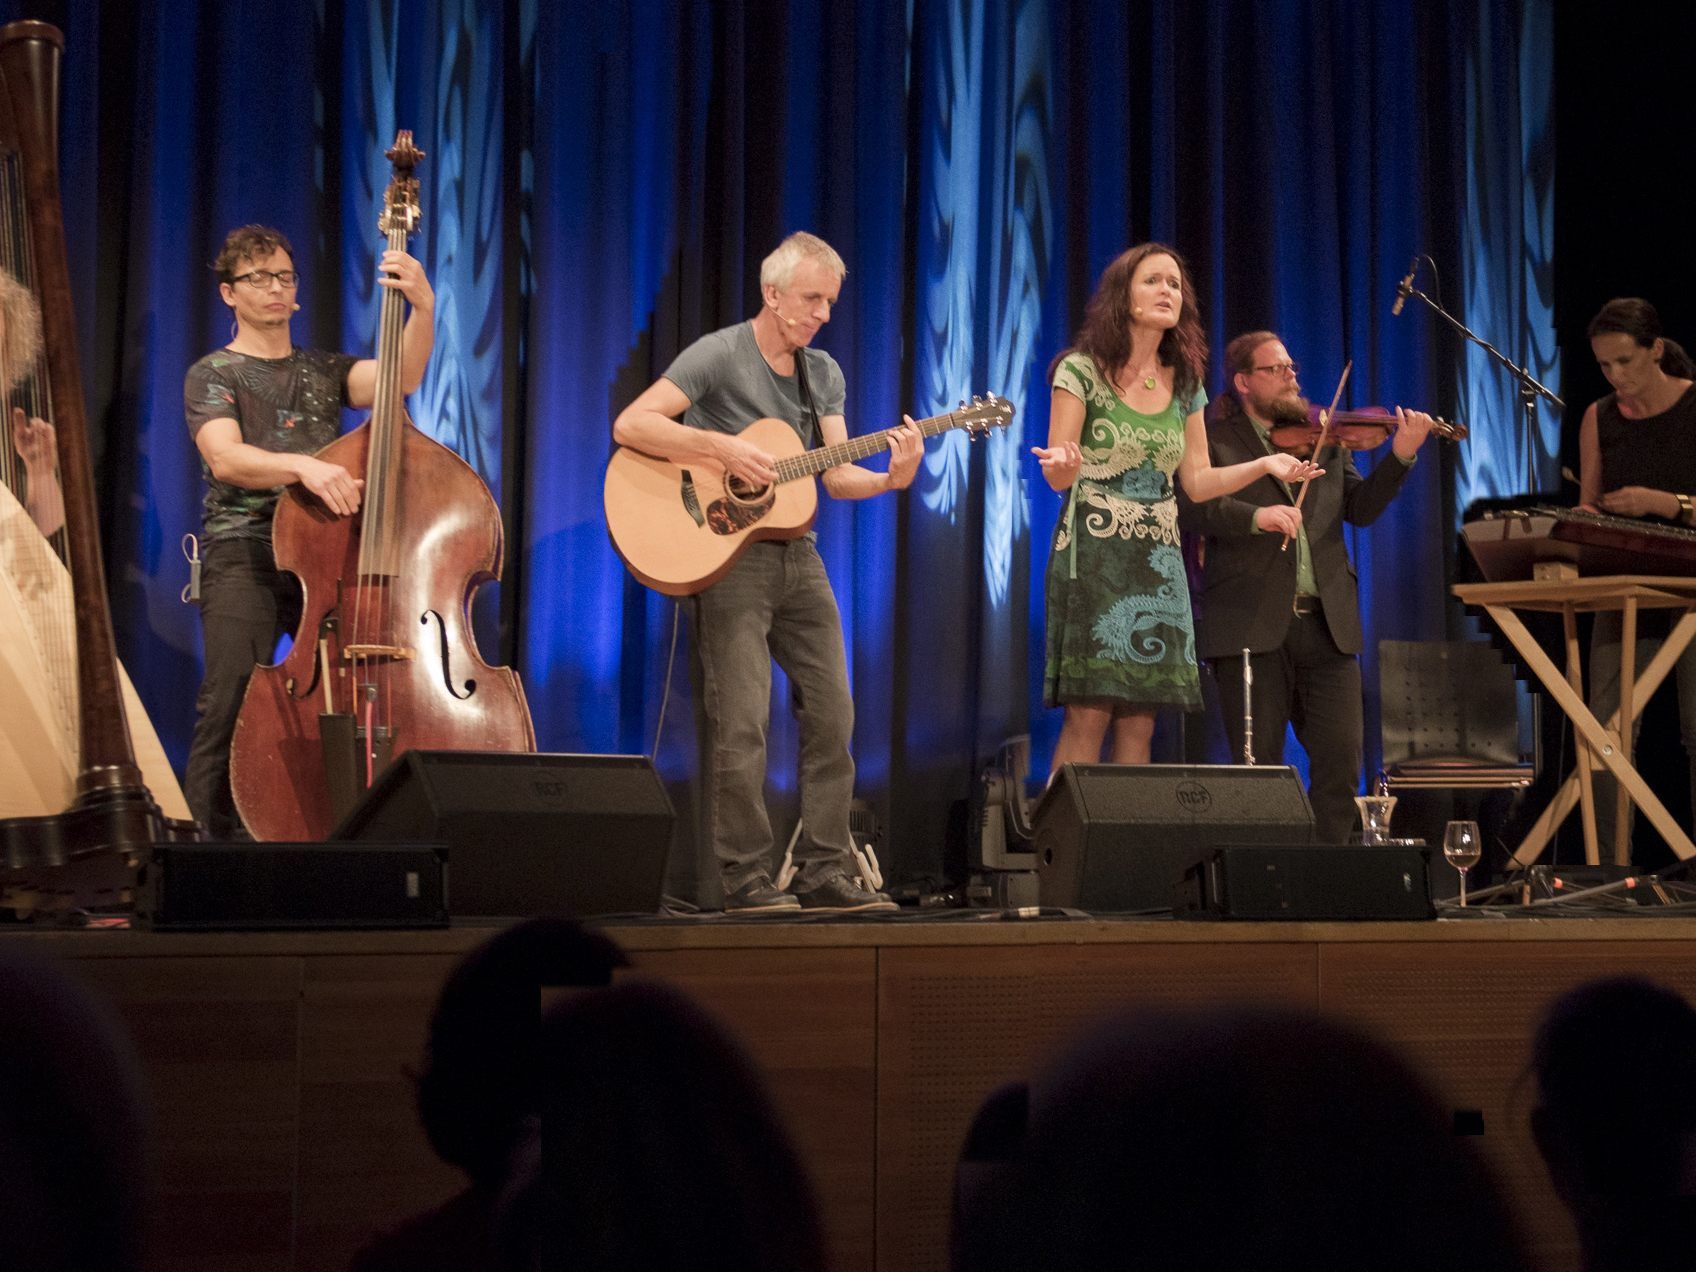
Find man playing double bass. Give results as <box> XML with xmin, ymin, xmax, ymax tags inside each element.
<box><xmin>1176</xmin><ymin>331</ymin><xmax>1436</xmax><ymax>843</ymax></box>
<box><xmin>183</xmin><ymin>225</ymin><xmax>435</xmax><ymax>838</ymax></box>
<box><xmin>613</xmin><ymin>231</ymin><xmax>921</xmax><ymax>914</ymax></box>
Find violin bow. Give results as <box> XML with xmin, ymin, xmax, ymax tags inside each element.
<box><xmin>1282</xmin><ymin>359</ymin><xmax>1351</xmax><ymax>552</ymax></box>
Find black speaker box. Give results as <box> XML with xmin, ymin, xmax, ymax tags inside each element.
<box><xmin>1034</xmin><ymin>764</ymin><xmax>1314</xmax><ymax>913</ymax></box>
<box><xmin>135</xmin><ymin>842</ymin><xmax>447</xmax><ymax>931</ymax></box>
<box><xmin>1178</xmin><ymin>844</ymin><xmax>1435</xmax><ymax>920</ymax></box>
<box><xmin>331</xmin><ymin>751</ymin><xmax>674</xmax><ymax>919</ymax></box>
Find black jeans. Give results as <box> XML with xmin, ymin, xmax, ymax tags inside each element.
<box><xmin>183</xmin><ymin>538</ymin><xmax>300</xmax><ymax>839</ymax></box>
<box><xmin>1209</xmin><ymin>605</ymin><xmax>1364</xmax><ymax>844</ymax></box>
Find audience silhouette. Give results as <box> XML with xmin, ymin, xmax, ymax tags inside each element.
<box><xmin>1531</xmin><ymin>975</ymin><xmax>1696</xmax><ymax>1272</ymax></box>
<box><xmin>951</xmin><ymin>1004</ymin><xmax>1533</xmax><ymax>1272</ymax></box>
<box><xmin>0</xmin><ymin>946</ymin><xmax>150</xmax><ymax>1272</ymax></box>
<box><xmin>496</xmin><ymin>978</ymin><xmax>827</xmax><ymax>1272</ymax></box>
<box><xmin>351</xmin><ymin>918</ymin><xmax>627</xmax><ymax>1272</ymax></box>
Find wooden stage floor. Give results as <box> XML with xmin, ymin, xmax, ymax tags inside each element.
<box><xmin>16</xmin><ymin>912</ymin><xmax>1696</xmax><ymax>1272</ymax></box>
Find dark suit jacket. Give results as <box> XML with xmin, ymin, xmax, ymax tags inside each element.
<box><xmin>1175</xmin><ymin>413</ymin><xmax>1413</xmax><ymax>660</ymax></box>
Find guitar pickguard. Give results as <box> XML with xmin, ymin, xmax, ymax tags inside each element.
<box><xmin>706</xmin><ymin>492</ymin><xmax>775</xmax><ymax>535</ymax></box>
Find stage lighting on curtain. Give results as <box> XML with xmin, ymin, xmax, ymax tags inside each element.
<box><xmin>1456</xmin><ymin>0</ymin><xmax>1559</xmax><ymax>510</ymax></box>
<box><xmin>341</xmin><ymin>3</ymin><xmax>403</xmax><ymax>387</ymax></box>
<box><xmin>898</xmin><ymin>0</ymin><xmax>1052</xmax><ymax>873</ymax></box>
<box><xmin>340</xmin><ymin>0</ymin><xmax>508</xmax><ymax>484</ymax></box>
<box><xmin>341</xmin><ymin>2</ymin><xmax>513</xmax><ymax>654</ymax></box>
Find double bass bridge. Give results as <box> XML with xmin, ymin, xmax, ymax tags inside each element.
<box><xmin>340</xmin><ymin>643</ymin><xmax>415</xmax><ymax>661</ymax></box>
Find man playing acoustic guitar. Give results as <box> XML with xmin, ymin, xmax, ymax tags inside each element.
<box><xmin>612</xmin><ymin>232</ymin><xmax>920</xmax><ymax>914</ymax></box>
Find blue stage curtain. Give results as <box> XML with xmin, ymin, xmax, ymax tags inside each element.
<box><xmin>1453</xmin><ymin>0</ymin><xmax>1560</xmax><ymax>508</ymax></box>
<box><xmin>2</xmin><ymin>0</ymin><xmax>1550</xmax><ymax>894</ymax></box>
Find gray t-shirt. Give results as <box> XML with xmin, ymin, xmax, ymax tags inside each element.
<box><xmin>184</xmin><ymin>345</ymin><xmax>358</xmax><ymax>545</ymax></box>
<box><xmin>661</xmin><ymin>320</ymin><xmax>846</xmax><ymax>449</ymax></box>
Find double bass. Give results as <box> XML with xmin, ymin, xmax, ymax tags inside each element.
<box><xmin>230</xmin><ymin>131</ymin><xmax>534</xmax><ymax>843</ymax></box>
<box><xmin>0</xmin><ymin>21</ymin><xmax>197</xmax><ymax>912</ymax></box>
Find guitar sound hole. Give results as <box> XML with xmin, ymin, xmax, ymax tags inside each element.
<box><xmin>725</xmin><ymin>476</ymin><xmax>772</xmax><ymax>505</ymax></box>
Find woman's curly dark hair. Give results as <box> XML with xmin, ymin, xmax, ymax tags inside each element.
<box><xmin>1051</xmin><ymin>242</ymin><xmax>1208</xmax><ymax>404</ymax></box>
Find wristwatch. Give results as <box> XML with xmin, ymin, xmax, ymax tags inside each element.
<box><xmin>1678</xmin><ymin>492</ymin><xmax>1694</xmax><ymax>525</ymax></box>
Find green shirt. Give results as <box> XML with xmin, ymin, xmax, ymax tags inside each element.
<box><xmin>1246</xmin><ymin>416</ymin><xmax>1319</xmax><ymax>596</ymax></box>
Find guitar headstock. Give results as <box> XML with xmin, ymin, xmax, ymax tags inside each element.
<box><xmin>957</xmin><ymin>393</ymin><xmax>1016</xmax><ymax>439</ymax></box>
<box><xmin>378</xmin><ymin>130</ymin><xmax>426</xmax><ymax>239</ymax></box>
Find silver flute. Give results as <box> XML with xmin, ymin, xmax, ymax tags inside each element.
<box><xmin>1242</xmin><ymin>647</ymin><xmax>1255</xmax><ymax>765</ymax></box>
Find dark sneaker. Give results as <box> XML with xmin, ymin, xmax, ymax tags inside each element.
<box><xmin>793</xmin><ymin>869</ymin><xmax>898</xmax><ymax>914</ymax></box>
<box><xmin>724</xmin><ymin>876</ymin><xmax>802</xmax><ymax>915</ymax></box>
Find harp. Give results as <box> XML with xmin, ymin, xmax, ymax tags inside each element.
<box><xmin>0</xmin><ymin>20</ymin><xmax>195</xmax><ymax>914</ymax></box>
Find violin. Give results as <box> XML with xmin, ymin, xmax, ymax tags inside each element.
<box><xmin>1269</xmin><ymin>405</ymin><xmax>1467</xmax><ymax>457</ymax></box>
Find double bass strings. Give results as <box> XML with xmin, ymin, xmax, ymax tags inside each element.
<box><xmin>348</xmin><ymin>220</ymin><xmax>413</xmax><ymax>771</ymax></box>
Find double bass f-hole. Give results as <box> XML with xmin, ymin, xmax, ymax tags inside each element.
<box><xmin>420</xmin><ymin>610</ymin><xmax>474</xmax><ymax>700</ymax></box>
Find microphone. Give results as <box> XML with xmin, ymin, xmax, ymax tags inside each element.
<box><xmin>1391</xmin><ymin>257</ymin><xmax>1418</xmax><ymax>317</ymax></box>
<box><xmin>292</xmin><ymin>303</ymin><xmax>301</xmax><ymax>311</ymax></box>
<box><xmin>769</xmin><ymin>301</ymin><xmax>797</xmax><ymax>328</ymax></box>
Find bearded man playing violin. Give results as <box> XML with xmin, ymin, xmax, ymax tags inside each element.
<box><xmin>1176</xmin><ymin>330</ymin><xmax>1436</xmax><ymax>842</ymax></box>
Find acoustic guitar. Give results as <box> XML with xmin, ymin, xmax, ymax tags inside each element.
<box><xmin>604</xmin><ymin>395</ymin><xmax>1014</xmax><ymax>595</ymax></box>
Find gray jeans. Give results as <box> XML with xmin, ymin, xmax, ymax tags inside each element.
<box><xmin>688</xmin><ymin>538</ymin><xmax>857</xmax><ymax>890</ymax></box>
<box><xmin>1588</xmin><ymin>609</ymin><xmax>1696</xmax><ymax>846</ymax></box>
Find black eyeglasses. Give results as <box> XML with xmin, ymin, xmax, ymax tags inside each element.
<box><xmin>232</xmin><ymin>269</ymin><xmax>300</xmax><ymax>289</ymax></box>
<box><xmin>1252</xmin><ymin>361</ymin><xmax>1299</xmax><ymax>377</ymax></box>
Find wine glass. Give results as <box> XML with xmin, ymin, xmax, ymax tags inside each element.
<box><xmin>1443</xmin><ymin>820</ymin><xmax>1483</xmax><ymax>907</ymax></box>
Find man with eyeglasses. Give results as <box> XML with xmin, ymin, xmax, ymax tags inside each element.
<box><xmin>1175</xmin><ymin>330</ymin><xmax>1435</xmax><ymax>842</ymax></box>
<box><xmin>182</xmin><ymin>223</ymin><xmax>434</xmax><ymax>837</ymax></box>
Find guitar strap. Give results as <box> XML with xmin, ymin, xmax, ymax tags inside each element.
<box><xmin>791</xmin><ymin>346</ymin><xmax>822</xmax><ymax>444</ymax></box>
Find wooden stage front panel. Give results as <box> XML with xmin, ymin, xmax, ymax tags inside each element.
<box><xmin>20</xmin><ymin>917</ymin><xmax>1696</xmax><ymax>1272</ymax></box>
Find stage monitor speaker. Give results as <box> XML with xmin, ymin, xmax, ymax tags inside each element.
<box><xmin>1178</xmin><ymin>844</ymin><xmax>1435</xmax><ymax>920</ymax></box>
<box><xmin>135</xmin><ymin>842</ymin><xmax>447</xmax><ymax>931</ymax></box>
<box><xmin>332</xmin><ymin>751</ymin><xmax>674</xmax><ymax>920</ymax></box>
<box><xmin>1034</xmin><ymin>764</ymin><xmax>1314</xmax><ymax>913</ymax></box>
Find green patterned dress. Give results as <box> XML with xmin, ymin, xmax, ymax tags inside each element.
<box><xmin>1043</xmin><ymin>352</ymin><xmax>1206</xmax><ymax>709</ymax></box>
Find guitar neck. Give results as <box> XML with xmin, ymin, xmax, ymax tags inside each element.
<box><xmin>773</xmin><ymin>410</ymin><xmax>963</xmax><ymax>483</ymax></box>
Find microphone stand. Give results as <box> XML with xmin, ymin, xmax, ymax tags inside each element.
<box><xmin>1399</xmin><ymin>270</ymin><xmax>1560</xmax><ymax>825</ymax></box>
<box><xmin>1398</xmin><ymin>277</ymin><xmax>1563</xmax><ymax>492</ymax></box>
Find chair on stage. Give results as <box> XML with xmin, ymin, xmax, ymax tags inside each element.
<box><xmin>1377</xmin><ymin>640</ymin><xmax>1536</xmax><ymax>793</ymax></box>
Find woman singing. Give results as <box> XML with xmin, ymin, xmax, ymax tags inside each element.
<box><xmin>1032</xmin><ymin>243</ymin><xmax>1319</xmax><ymax>772</ymax></box>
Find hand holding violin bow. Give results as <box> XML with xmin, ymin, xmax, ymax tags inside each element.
<box><xmin>1282</xmin><ymin>361</ymin><xmax>1353</xmax><ymax>551</ymax></box>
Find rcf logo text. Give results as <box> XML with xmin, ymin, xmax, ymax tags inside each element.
<box><xmin>531</xmin><ymin>780</ymin><xmax>568</xmax><ymax>802</ymax></box>
<box><xmin>1175</xmin><ymin>781</ymin><xmax>1211</xmax><ymax>813</ymax></box>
